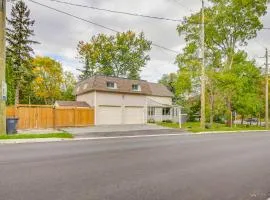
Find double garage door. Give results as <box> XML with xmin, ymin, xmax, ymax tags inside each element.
<box><xmin>97</xmin><ymin>106</ymin><xmax>145</xmax><ymax>125</ymax></box>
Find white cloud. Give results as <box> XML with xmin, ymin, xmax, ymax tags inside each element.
<box><xmin>6</xmin><ymin>0</ymin><xmax>270</xmax><ymax>82</ymax></box>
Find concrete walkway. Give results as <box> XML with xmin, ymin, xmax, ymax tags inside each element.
<box><xmin>17</xmin><ymin>129</ymin><xmax>63</xmax><ymax>134</ymax></box>
<box><xmin>62</xmin><ymin>124</ymin><xmax>171</xmax><ymax>135</ymax></box>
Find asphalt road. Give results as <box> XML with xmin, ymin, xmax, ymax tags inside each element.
<box><xmin>1</xmin><ymin>131</ymin><xmax>270</xmax><ymax>200</ymax></box>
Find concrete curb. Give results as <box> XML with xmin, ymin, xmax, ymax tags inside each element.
<box><xmin>73</xmin><ymin>133</ymin><xmax>190</xmax><ymax>141</ymax></box>
<box><xmin>0</xmin><ymin>133</ymin><xmax>190</xmax><ymax>144</ymax></box>
<box><xmin>0</xmin><ymin>138</ymin><xmax>72</xmax><ymax>144</ymax></box>
<box><xmin>193</xmin><ymin>130</ymin><xmax>270</xmax><ymax>134</ymax></box>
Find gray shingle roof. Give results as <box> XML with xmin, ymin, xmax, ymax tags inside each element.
<box><xmin>76</xmin><ymin>75</ymin><xmax>173</xmax><ymax>97</ymax></box>
<box><xmin>55</xmin><ymin>101</ymin><xmax>90</xmax><ymax>108</ymax></box>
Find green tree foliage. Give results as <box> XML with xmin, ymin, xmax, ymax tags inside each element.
<box><xmin>31</xmin><ymin>56</ymin><xmax>63</xmax><ymax>105</ymax></box>
<box><xmin>216</xmin><ymin>52</ymin><xmax>263</xmax><ymax>119</ymax></box>
<box><xmin>61</xmin><ymin>71</ymin><xmax>76</xmax><ymax>101</ymax></box>
<box><xmin>77</xmin><ymin>31</ymin><xmax>152</xmax><ymax>80</ymax></box>
<box><xmin>178</xmin><ymin>0</ymin><xmax>267</xmax><ymax>69</ymax></box>
<box><xmin>30</xmin><ymin>57</ymin><xmax>77</xmax><ymax>104</ymax></box>
<box><xmin>175</xmin><ymin>0</ymin><xmax>268</xmax><ymax>125</ymax></box>
<box><xmin>6</xmin><ymin>0</ymin><xmax>39</xmax><ymax>105</ymax></box>
<box><xmin>158</xmin><ymin>73</ymin><xmax>177</xmax><ymax>93</ymax></box>
<box><xmin>5</xmin><ymin>58</ymin><xmax>15</xmax><ymax>105</ymax></box>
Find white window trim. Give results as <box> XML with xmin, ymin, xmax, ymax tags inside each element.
<box><xmin>107</xmin><ymin>82</ymin><xmax>118</xmax><ymax>89</ymax></box>
<box><xmin>132</xmin><ymin>84</ymin><xmax>141</xmax><ymax>92</ymax></box>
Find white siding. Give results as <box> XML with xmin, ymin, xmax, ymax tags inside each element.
<box><xmin>77</xmin><ymin>92</ymin><xmax>95</xmax><ymax>107</ymax></box>
<box><xmin>77</xmin><ymin>91</ymin><xmax>173</xmax><ymax>125</ymax></box>
<box><xmin>96</xmin><ymin>92</ymin><xmax>146</xmax><ymax>107</ymax></box>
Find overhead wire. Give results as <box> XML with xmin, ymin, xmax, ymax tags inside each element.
<box><xmin>27</xmin><ymin>0</ymin><xmax>180</xmax><ymax>54</ymax></box>
<box><xmin>171</xmin><ymin>0</ymin><xmax>194</xmax><ymax>13</ymax></box>
<box><xmin>41</xmin><ymin>0</ymin><xmax>182</xmax><ymax>22</ymax></box>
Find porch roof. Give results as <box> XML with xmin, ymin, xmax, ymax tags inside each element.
<box><xmin>146</xmin><ymin>98</ymin><xmax>179</xmax><ymax>108</ymax></box>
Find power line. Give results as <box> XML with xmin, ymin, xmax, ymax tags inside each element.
<box><xmin>28</xmin><ymin>0</ymin><xmax>118</xmax><ymax>32</ymax></box>
<box><xmin>253</xmin><ymin>39</ymin><xmax>269</xmax><ymax>49</ymax></box>
<box><xmin>42</xmin><ymin>0</ymin><xmax>182</xmax><ymax>23</ymax></box>
<box><xmin>172</xmin><ymin>0</ymin><xmax>194</xmax><ymax>13</ymax></box>
<box><xmin>27</xmin><ymin>0</ymin><xmax>179</xmax><ymax>54</ymax></box>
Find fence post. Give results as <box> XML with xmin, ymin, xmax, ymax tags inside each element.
<box><xmin>53</xmin><ymin>106</ymin><xmax>56</xmax><ymax>129</ymax></box>
<box><xmin>15</xmin><ymin>104</ymin><xmax>18</xmax><ymax>117</ymax></box>
<box><xmin>73</xmin><ymin>107</ymin><xmax>76</xmax><ymax>127</ymax></box>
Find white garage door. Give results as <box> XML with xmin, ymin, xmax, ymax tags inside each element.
<box><xmin>98</xmin><ymin>106</ymin><xmax>122</xmax><ymax>125</ymax></box>
<box><xmin>124</xmin><ymin>107</ymin><xmax>144</xmax><ymax>124</ymax></box>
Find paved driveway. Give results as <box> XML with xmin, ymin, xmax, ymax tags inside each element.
<box><xmin>62</xmin><ymin>124</ymin><xmax>177</xmax><ymax>137</ymax></box>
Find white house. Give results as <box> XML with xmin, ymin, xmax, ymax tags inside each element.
<box><xmin>75</xmin><ymin>75</ymin><xmax>181</xmax><ymax>125</ymax></box>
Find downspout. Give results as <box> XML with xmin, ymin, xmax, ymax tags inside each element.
<box><xmin>94</xmin><ymin>91</ymin><xmax>97</xmax><ymax>125</ymax></box>
<box><xmin>145</xmin><ymin>97</ymin><xmax>148</xmax><ymax>124</ymax></box>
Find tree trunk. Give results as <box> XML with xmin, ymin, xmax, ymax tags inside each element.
<box><xmin>226</xmin><ymin>98</ymin><xmax>232</xmax><ymax>127</ymax></box>
<box><xmin>209</xmin><ymin>94</ymin><xmax>214</xmax><ymax>126</ymax></box>
<box><xmin>15</xmin><ymin>84</ymin><xmax>20</xmax><ymax>106</ymax></box>
<box><xmin>241</xmin><ymin>115</ymin><xmax>244</xmax><ymax>125</ymax></box>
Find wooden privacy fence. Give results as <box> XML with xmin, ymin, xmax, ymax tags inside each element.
<box><xmin>6</xmin><ymin>105</ymin><xmax>95</xmax><ymax>130</ymax></box>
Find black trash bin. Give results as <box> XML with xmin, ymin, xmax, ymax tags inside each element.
<box><xmin>6</xmin><ymin>118</ymin><xmax>19</xmax><ymax>135</ymax></box>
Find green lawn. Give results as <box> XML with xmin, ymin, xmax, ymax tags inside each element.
<box><xmin>0</xmin><ymin>132</ymin><xmax>73</xmax><ymax>140</ymax></box>
<box><xmin>157</xmin><ymin>122</ymin><xmax>268</xmax><ymax>133</ymax></box>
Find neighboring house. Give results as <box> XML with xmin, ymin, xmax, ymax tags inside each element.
<box><xmin>55</xmin><ymin>101</ymin><xmax>90</xmax><ymax>108</ymax></box>
<box><xmin>75</xmin><ymin>75</ymin><xmax>181</xmax><ymax>125</ymax></box>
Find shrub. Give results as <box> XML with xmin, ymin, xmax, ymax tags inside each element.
<box><xmin>162</xmin><ymin>120</ymin><xmax>173</xmax><ymax>123</ymax></box>
<box><xmin>148</xmin><ymin>119</ymin><xmax>155</xmax><ymax>123</ymax></box>
<box><xmin>205</xmin><ymin>123</ymin><xmax>212</xmax><ymax>129</ymax></box>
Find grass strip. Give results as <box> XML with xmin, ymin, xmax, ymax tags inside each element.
<box><xmin>0</xmin><ymin>133</ymin><xmax>73</xmax><ymax>140</ymax></box>
<box><xmin>157</xmin><ymin>122</ymin><xmax>268</xmax><ymax>133</ymax></box>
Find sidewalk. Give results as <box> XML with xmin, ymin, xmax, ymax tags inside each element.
<box><xmin>17</xmin><ymin>128</ymin><xmax>63</xmax><ymax>134</ymax></box>
<box><xmin>71</xmin><ymin>129</ymin><xmax>186</xmax><ymax>138</ymax></box>
<box><xmin>62</xmin><ymin>124</ymin><xmax>171</xmax><ymax>135</ymax></box>
<box><xmin>0</xmin><ymin>138</ymin><xmax>72</xmax><ymax>144</ymax></box>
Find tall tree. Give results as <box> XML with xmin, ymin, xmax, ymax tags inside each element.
<box><xmin>5</xmin><ymin>57</ymin><xmax>15</xmax><ymax>105</ymax></box>
<box><xmin>176</xmin><ymin>0</ymin><xmax>268</xmax><ymax>126</ymax></box>
<box><xmin>77</xmin><ymin>31</ymin><xmax>152</xmax><ymax>80</ymax></box>
<box><xmin>31</xmin><ymin>56</ymin><xmax>63</xmax><ymax>105</ymax></box>
<box><xmin>159</xmin><ymin>73</ymin><xmax>177</xmax><ymax>94</ymax></box>
<box><xmin>6</xmin><ymin>0</ymin><xmax>38</xmax><ymax>105</ymax></box>
<box><xmin>61</xmin><ymin>71</ymin><xmax>76</xmax><ymax>101</ymax></box>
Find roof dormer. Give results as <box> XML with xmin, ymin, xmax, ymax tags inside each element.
<box><xmin>107</xmin><ymin>81</ymin><xmax>117</xmax><ymax>89</ymax></box>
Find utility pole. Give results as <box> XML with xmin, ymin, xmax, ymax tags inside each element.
<box><xmin>265</xmin><ymin>48</ymin><xmax>269</xmax><ymax>129</ymax></box>
<box><xmin>200</xmin><ymin>0</ymin><xmax>206</xmax><ymax>129</ymax></box>
<box><xmin>0</xmin><ymin>0</ymin><xmax>6</xmax><ymax>135</ymax></box>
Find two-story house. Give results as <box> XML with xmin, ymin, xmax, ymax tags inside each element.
<box><xmin>75</xmin><ymin>75</ymin><xmax>181</xmax><ymax>125</ymax></box>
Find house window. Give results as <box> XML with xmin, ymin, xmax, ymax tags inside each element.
<box><xmin>162</xmin><ymin>108</ymin><xmax>171</xmax><ymax>115</ymax></box>
<box><xmin>148</xmin><ymin>107</ymin><xmax>155</xmax><ymax>116</ymax></box>
<box><xmin>132</xmin><ymin>84</ymin><xmax>141</xmax><ymax>91</ymax></box>
<box><xmin>107</xmin><ymin>81</ymin><xmax>117</xmax><ymax>89</ymax></box>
